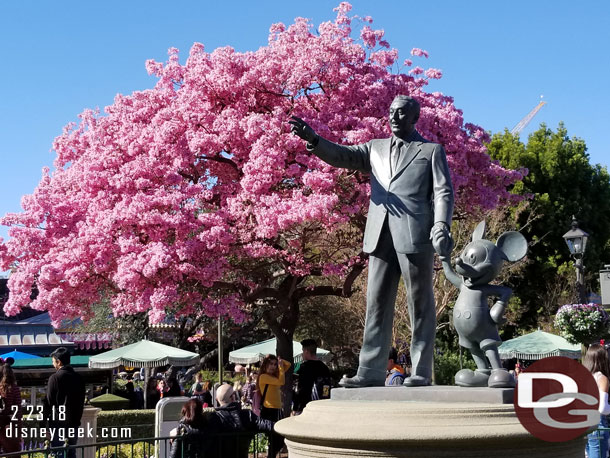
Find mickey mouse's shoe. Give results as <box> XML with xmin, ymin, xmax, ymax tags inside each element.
<box><xmin>455</xmin><ymin>369</ymin><xmax>489</xmax><ymax>387</ymax></box>
<box><xmin>488</xmin><ymin>369</ymin><xmax>516</xmax><ymax>388</ymax></box>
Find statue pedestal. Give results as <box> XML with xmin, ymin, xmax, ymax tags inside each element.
<box><xmin>275</xmin><ymin>389</ymin><xmax>584</xmax><ymax>457</ymax></box>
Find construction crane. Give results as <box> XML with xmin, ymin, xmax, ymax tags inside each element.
<box><xmin>510</xmin><ymin>97</ymin><xmax>547</xmax><ymax>135</ymax></box>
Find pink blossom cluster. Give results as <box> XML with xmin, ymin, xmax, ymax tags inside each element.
<box><xmin>0</xmin><ymin>3</ymin><xmax>524</xmax><ymax>324</ymax></box>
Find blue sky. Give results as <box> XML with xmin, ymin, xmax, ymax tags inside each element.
<box><xmin>1</xmin><ymin>1</ymin><xmax>609</xmax><ymax>245</ymax></box>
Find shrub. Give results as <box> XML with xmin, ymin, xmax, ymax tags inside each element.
<box><xmin>90</xmin><ymin>393</ymin><xmax>130</xmax><ymax>411</ymax></box>
<box><xmin>434</xmin><ymin>349</ymin><xmax>477</xmax><ymax>385</ymax></box>
<box><xmin>97</xmin><ymin>409</ymin><xmax>155</xmax><ymax>439</ymax></box>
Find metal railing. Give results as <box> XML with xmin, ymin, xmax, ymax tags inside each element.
<box><xmin>1</xmin><ymin>432</ymin><xmax>266</xmax><ymax>458</ymax></box>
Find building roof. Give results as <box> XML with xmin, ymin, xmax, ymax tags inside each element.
<box><xmin>0</xmin><ymin>321</ymin><xmax>74</xmax><ymax>354</ymax></box>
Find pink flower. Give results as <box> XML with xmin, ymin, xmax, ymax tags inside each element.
<box><xmin>424</xmin><ymin>68</ymin><xmax>443</xmax><ymax>79</ymax></box>
<box><xmin>410</xmin><ymin>47</ymin><xmax>429</xmax><ymax>58</ymax></box>
<box><xmin>0</xmin><ymin>2</ymin><xmax>522</xmax><ymax>326</ymax></box>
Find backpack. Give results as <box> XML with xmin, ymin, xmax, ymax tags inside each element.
<box><xmin>251</xmin><ymin>383</ymin><xmax>269</xmax><ymax>417</ymax></box>
<box><xmin>386</xmin><ymin>370</ymin><xmax>405</xmax><ymax>386</ymax></box>
<box><xmin>311</xmin><ymin>376</ymin><xmax>332</xmax><ymax>401</ymax></box>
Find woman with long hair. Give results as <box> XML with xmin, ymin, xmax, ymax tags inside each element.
<box><xmin>257</xmin><ymin>354</ymin><xmax>291</xmax><ymax>458</ymax></box>
<box><xmin>169</xmin><ymin>398</ymin><xmax>213</xmax><ymax>458</ymax></box>
<box><xmin>191</xmin><ymin>374</ymin><xmax>213</xmax><ymax>407</ymax></box>
<box><xmin>145</xmin><ymin>376</ymin><xmax>161</xmax><ymax>408</ymax></box>
<box><xmin>583</xmin><ymin>343</ymin><xmax>610</xmax><ymax>458</ymax></box>
<box><xmin>0</xmin><ymin>363</ymin><xmax>22</xmax><ymax>454</ymax></box>
<box><xmin>202</xmin><ymin>380</ymin><xmax>213</xmax><ymax>407</ymax></box>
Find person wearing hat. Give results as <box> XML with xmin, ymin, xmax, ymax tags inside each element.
<box><xmin>292</xmin><ymin>339</ymin><xmax>331</xmax><ymax>415</ymax></box>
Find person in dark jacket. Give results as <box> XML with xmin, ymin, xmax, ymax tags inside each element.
<box><xmin>168</xmin><ymin>398</ymin><xmax>215</xmax><ymax>458</ymax></box>
<box><xmin>165</xmin><ymin>376</ymin><xmax>182</xmax><ymax>397</ymax></box>
<box><xmin>293</xmin><ymin>339</ymin><xmax>331</xmax><ymax>413</ymax></box>
<box><xmin>212</xmin><ymin>384</ymin><xmax>275</xmax><ymax>458</ymax></box>
<box><xmin>46</xmin><ymin>347</ymin><xmax>86</xmax><ymax>458</ymax></box>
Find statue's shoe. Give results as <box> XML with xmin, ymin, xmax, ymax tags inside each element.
<box><xmin>488</xmin><ymin>369</ymin><xmax>516</xmax><ymax>388</ymax></box>
<box><xmin>403</xmin><ymin>375</ymin><xmax>431</xmax><ymax>387</ymax></box>
<box><xmin>338</xmin><ymin>375</ymin><xmax>384</xmax><ymax>388</ymax></box>
<box><xmin>455</xmin><ymin>369</ymin><xmax>489</xmax><ymax>387</ymax></box>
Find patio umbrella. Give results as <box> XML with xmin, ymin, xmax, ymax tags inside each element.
<box><xmin>0</xmin><ymin>349</ymin><xmax>42</xmax><ymax>360</ymax></box>
<box><xmin>228</xmin><ymin>338</ymin><xmax>331</xmax><ymax>365</ymax></box>
<box><xmin>88</xmin><ymin>339</ymin><xmax>199</xmax><ymax>369</ymax></box>
<box><xmin>498</xmin><ymin>330</ymin><xmax>581</xmax><ymax>360</ymax></box>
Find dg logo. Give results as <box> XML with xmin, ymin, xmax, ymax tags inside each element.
<box><xmin>514</xmin><ymin>356</ymin><xmax>600</xmax><ymax>442</ymax></box>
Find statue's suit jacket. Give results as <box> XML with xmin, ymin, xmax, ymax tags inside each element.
<box><xmin>310</xmin><ymin>131</ymin><xmax>454</xmax><ymax>253</ymax></box>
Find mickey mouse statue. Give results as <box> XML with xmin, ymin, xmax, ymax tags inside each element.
<box><xmin>432</xmin><ymin>220</ymin><xmax>527</xmax><ymax>388</ymax></box>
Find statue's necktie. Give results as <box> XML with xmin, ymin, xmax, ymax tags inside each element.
<box><xmin>391</xmin><ymin>140</ymin><xmax>404</xmax><ymax>176</ymax></box>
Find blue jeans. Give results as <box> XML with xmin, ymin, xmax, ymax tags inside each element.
<box><xmin>587</xmin><ymin>415</ymin><xmax>609</xmax><ymax>458</ymax></box>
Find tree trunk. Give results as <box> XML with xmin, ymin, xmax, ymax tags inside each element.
<box><xmin>274</xmin><ymin>327</ymin><xmax>295</xmax><ymax>417</ymax></box>
<box><xmin>263</xmin><ymin>296</ymin><xmax>299</xmax><ymax>418</ymax></box>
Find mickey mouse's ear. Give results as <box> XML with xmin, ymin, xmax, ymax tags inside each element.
<box><xmin>472</xmin><ymin>221</ymin><xmax>486</xmax><ymax>241</ymax></box>
<box><xmin>496</xmin><ymin>231</ymin><xmax>528</xmax><ymax>262</ymax></box>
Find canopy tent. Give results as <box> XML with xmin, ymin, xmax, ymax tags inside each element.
<box><xmin>498</xmin><ymin>330</ymin><xmax>581</xmax><ymax>360</ymax></box>
<box><xmin>0</xmin><ymin>349</ymin><xmax>42</xmax><ymax>360</ymax></box>
<box><xmin>228</xmin><ymin>338</ymin><xmax>331</xmax><ymax>365</ymax></box>
<box><xmin>88</xmin><ymin>339</ymin><xmax>199</xmax><ymax>369</ymax></box>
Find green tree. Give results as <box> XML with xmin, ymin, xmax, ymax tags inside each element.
<box><xmin>487</xmin><ymin>124</ymin><xmax>610</xmax><ymax>329</ymax></box>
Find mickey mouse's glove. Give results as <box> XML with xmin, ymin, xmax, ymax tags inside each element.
<box><xmin>490</xmin><ymin>300</ymin><xmax>507</xmax><ymax>325</ymax></box>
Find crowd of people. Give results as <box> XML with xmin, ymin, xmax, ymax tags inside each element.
<box><xmin>168</xmin><ymin>338</ymin><xmax>332</xmax><ymax>458</ymax></box>
<box><xmin>0</xmin><ymin>338</ymin><xmax>334</xmax><ymax>456</ymax></box>
<box><xmin>5</xmin><ymin>339</ymin><xmax>610</xmax><ymax>457</ymax></box>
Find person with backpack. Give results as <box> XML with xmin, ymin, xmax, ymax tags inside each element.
<box><xmin>385</xmin><ymin>347</ymin><xmax>406</xmax><ymax>386</ymax></box>
<box><xmin>292</xmin><ymin>339</ymin><xmax>331</xmax><ymax>415</ymax></box>
<box><xmin>257</xmin><ymin>354</ymin><xmax>290</xmax><ymax>458</ymax></box>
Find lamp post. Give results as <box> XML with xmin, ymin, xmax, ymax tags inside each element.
<box><xmin>562</xmin><ymin>216</ymin><xmax>589</xmax><ymax>304</ymax></box>
<box><xmin>218</xmin><ymin>317</ymin><xmax>223</xmax><ymax>385</ymax></box>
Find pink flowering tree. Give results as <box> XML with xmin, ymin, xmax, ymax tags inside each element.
<box><xmin>0</xmin><ymin>3</ymin><xmax>523</xmax><ymax>365</ymax></box>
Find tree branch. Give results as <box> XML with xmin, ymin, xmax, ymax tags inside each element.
<box><xmin>342</xmin><ymin>255</ymin><xmax>366</xmax><ymax>296</ymax></box>
<box><xmin>197</xmin><ymin>154</ymin><xmax>241</xmax><ymax>176</ymax></box>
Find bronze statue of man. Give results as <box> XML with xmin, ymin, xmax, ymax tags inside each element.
<box><xmin>289</xmin><ymin>95</ymin><xmax>454</xmax><ymax>387</ymax></box>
